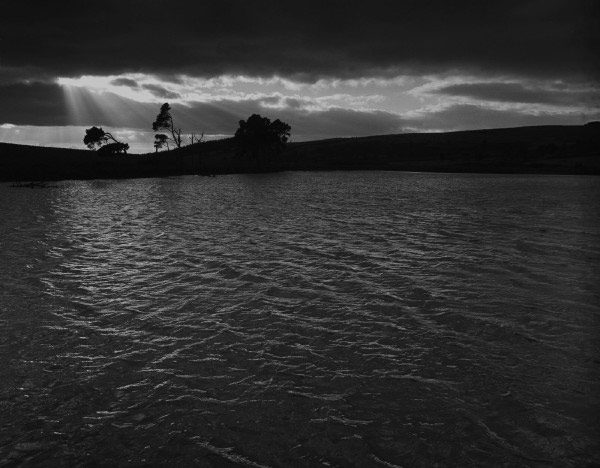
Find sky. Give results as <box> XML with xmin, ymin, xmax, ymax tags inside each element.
<box><xmin>0</xmin><ymin>0</ymin><xmax>598</xmax><ymax>153</ymax></box>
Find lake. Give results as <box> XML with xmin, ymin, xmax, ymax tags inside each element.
<box><xmin>1</xmin><ymin>172</ymin><xmax>599</xmax><ymax>466</ymax></box>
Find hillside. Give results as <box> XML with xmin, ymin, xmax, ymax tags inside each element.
<box><xmin>1</xmin><ymin>124</ymin><xmax>599</xmax><ymax>182</ymax></box>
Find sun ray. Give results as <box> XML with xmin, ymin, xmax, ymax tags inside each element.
<box><xmin>60</xmin><ymin>83</ymin><xmax>84</xmax><ymax>125</ymax></box>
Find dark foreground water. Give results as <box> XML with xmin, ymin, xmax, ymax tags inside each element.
<box><xmin>1</xmin><ymin>172</ymin><xmax>599</xmax><ymax>467</ymax></box>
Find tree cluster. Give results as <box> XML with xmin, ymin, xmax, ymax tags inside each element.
<box><xmin>234</xmin><ymin>114</ymin><xmax>291</xmax><ymax>158</ymax></box>
<box><xmin>83</xmin><ymin>105</ymin><xmax>291</xmax><ymax>158</ymax></box>
<box><xmin>83</xmin><ymin>127</ymin><xmax>129</xmax><ymax>155</ymax></box>
<box><xmin>82</xmin><ymin>103</ymin><xmax>204</xmax><ymax>155</ymax></box>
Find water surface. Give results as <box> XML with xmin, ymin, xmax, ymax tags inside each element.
<box><xmin>1</xmin><ymin>172</ymin><xmax>599</xmax><ymax>466</ymax></box>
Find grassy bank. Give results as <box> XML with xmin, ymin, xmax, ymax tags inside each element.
<box><xmin>1</xmin><ymin>124</ymin><xmax>599</xmax><ymax>182</ymax></box>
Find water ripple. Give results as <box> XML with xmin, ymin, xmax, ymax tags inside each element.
<box><xmin>1</xmin><ymin>172</ymin><xmax>599</xmax><ymax>466</ymax></box>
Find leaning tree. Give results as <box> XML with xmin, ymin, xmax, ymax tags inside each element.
<box><xmin>83</xmin><ymin>127</ymin><xmax>129</xmax><ymax>154</ymax></box>
<box><xmin>152</xmin><ymin>103</ymin><xmax>182</xmax><ymax>149</ymax></box>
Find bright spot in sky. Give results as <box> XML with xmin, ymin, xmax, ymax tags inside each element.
<box><xmin>55</xmin><ymin>73</ymin><xmax>426</xmax><ymax>113</ymax></box>
<box><xmin>57</xmin><ymin>75</ymin><xmax>164</xmax><ymax>103</ymax></box>
<box><xmin>3</xmin><ymin>72</ymin><xmax>597</xmax><ymax>153</ymax></box>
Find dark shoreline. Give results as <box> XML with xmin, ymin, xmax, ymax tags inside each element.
<box><xmin>1</xmin><ymin>124</ymin><xmax>598</xmax><ymax>182</ymax></box>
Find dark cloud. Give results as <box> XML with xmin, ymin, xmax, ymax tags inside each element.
<box><xmin>0</xmin><ymin>82</ymin><xmax>71</xmax><ymax>126</ymax></box>
<box><xmin>287</xmin><ymin>109</ymin><xmax>404</xmax><ymax>140</ymax></box>
<box><xmin>259</xmin><ymin>96</ymin><xmax>281</xmax><ymax>105</ymax></box>
<box><xmin>284</xmin><ymin>98</ymin><xmax>303</xmax><ymax>109</ymax></box>
<box><xmin>111</xmin><ymin>78</ymin><xmax>140</xmax><ymax>88</ymax></box>
<box><xmin>0</xmin><ymin>0</ymin><xmax>597</xmax><ymax>82</ymax></box>
<box><xmin>0</xmin><ymin>66</ymin><xmax>57</xmax><ymax>86</ymax></box>
<box><xmin>0</xmin><ymin>83</ymin><xmax>155</xmax><ymax>127</ymax></box>
<box><xmin>430</xmin><ymin>82</ymin><xmax>600</xmax><ymax>107</ymax></box>
<box><xmin>257</xmin><ymin>96</ymin><xmax>308</xmax><ymax>110</ymax></box>
<box><xmin>141</xmin><ymin>84</ymin><xmax>181</xmax><ymax>99</ymax></box>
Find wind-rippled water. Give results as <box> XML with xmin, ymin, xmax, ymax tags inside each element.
<box><xmin>1</xmin><ymin>172</ymin><xmax>599</xmax><ymax>467</ymax></box>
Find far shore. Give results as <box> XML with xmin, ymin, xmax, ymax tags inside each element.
<box><xmin>1</xmin><ymin>123</ymin><xmax>599</xmax><ymax>183</ymax></box>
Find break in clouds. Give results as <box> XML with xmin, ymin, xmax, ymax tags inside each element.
<box><xmin>0</xmin><ymin>0</ymin><xmax>598</xmax><ymax>149</ymax></box>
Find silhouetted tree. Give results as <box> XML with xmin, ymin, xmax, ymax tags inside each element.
<box><xmin>152</xmin><ymin>103</ymin><xmax>182</xmax><ymax>149</ymax></box>
<box><xmin>234</xmin><ymin>114</ymin><xmax>291</xmax><ymax>158</ymax></box>
<box><xmin>188</xmin><ymin>132</ymin><xmax>204</xmax><ymax>145</ymax></box>
<box><xmin>98</xmin><ymin>142</ymin><xmax>130</xmax><ymax>155</ymax></box>
<box><xmin>154</xmin><ymin>134</ymin><xmax>169</xmax><ymax>152</ymax></box>
<box><xmin>83</xmin><ymin>126</ymin><xmax>129</xmax><ymax>154</ymax></box>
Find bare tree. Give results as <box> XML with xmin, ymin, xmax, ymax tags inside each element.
<box><xmin>188</xmin><ymin>132</ymin><xmax>204</xmax><ymax>145</ymax></box>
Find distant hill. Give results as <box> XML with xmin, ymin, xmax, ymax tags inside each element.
<box><xmin>1</xmin><ymin>124</ymin><xmax>599</xmax><ymax>182</ymax></box>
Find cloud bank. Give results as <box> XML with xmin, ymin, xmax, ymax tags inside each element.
<box><xmin>0</xmin><ymin>0</ymin><xmax>598</xmax><ymax>148</ymax></box>
<box><xmin>1</xmin><ymin>0</ymin><xmax>598</xmax><ymax>82</ymax></box>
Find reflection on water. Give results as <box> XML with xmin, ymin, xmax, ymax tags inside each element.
<box><xmin>1</xmin><ymin>172</ymin><xmax>599</xmax><ymax>466</ymax></box>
